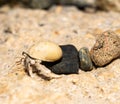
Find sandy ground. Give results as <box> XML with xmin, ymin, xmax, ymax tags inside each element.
<box><xmin>0</xmin><ymin>5</ymin><xmax>120</xmax><ymax>104</ymax></box>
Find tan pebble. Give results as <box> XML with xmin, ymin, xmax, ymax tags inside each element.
<box><xmin>90</xmin><ymin>30</ymin><xmax>120</xmax><ymax>66</ymax></box>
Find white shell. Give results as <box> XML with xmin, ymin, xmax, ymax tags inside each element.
<box><xmin>28</xmin><ymin>41</ymin><xmax>62</xmax><ymax>62</ymax></box>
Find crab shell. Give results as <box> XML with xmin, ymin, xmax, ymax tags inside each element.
<box><xmin>28</xmin><ymin>41</ymin><xmax>63</xmax><ymax>62</ymax></box>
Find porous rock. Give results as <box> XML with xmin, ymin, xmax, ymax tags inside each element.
<box><xmin>79</xmin><ymin>47</ymin><xmax>93</xmax><ymax>71</ymax></box>
<box><xmin>42</xmin><ymin>45</ymin><xmax>79</xmax><ymax>74</ymax></box>
<box><xmin>90</xmin><ymin>30</ymin><xmax>120</xmax><ymax>66</ymax></box>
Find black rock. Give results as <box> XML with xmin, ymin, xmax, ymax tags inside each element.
<box><xmin>79</xmin><ymin>47</ymin><xmax>93</xmax><ymax>71</ymax></box>
<box><xmin>42</xmin><ymin>45</ymin><xmax>79</xmax><ymax>74</ymax></box>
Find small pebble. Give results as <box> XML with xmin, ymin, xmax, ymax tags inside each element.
<box><xmin>79</xmin><ymin>47</ymin><xmax>93</xmax><ymax>71</ymax></box>
<box><xmin>90</xmin><ymin>30</ymin><xmax>120</xmax><ymax>66</ymax></box>
<box><xmin>42</xmin><ymin>45</ymin><xmax>79</xmax><ymax>74</ymax></box>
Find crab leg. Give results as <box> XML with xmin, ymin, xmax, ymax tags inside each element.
<box><xmin>35</xmin><ymin>61</ymin><xmax>62</xmax><ymax>79</ymax></box>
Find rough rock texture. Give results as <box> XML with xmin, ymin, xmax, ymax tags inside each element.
<box><xmin>0</xmin><ymin>5</ymin><xmax>120</xmax><ymax>104</ymax></box>
<box><xmin>90</xmin><ymin>30</ymin><xmax>120</xmax><ymax>66</ymax></box>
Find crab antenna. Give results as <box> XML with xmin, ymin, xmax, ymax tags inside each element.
<box><xmin>22</xmin><ymin>51</ymin><xmax>36</xmax><ymax>59</ymax></box>
<box><xmin>22</xmin><ymin>51</ymin><xmax>29</xmax><ymax>57</ymax></box>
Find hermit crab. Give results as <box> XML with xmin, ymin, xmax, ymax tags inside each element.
<box><xmin>22</xmin><ymin>40</ymin><xmax>63</xmax><ymax>79</ymax></box>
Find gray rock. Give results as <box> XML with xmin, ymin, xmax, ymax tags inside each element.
<box><xmin>79</xmin><ymin>47</ymin><xmax>93</xmax><ymax>71</ymax></box>
<box><xmin>29</xmin><ymin>0</ymin><xmax>96</xmax><ymax>8</ymax></box>
<box><xmin>29</xmin><ymin>0</ymin><xmax>53</xmax><ymax>9</ymax></box>
<box><xmin>0</xmin><ymin>0</ymin><xmax>96</xmax><ymax>9</ymax></box>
